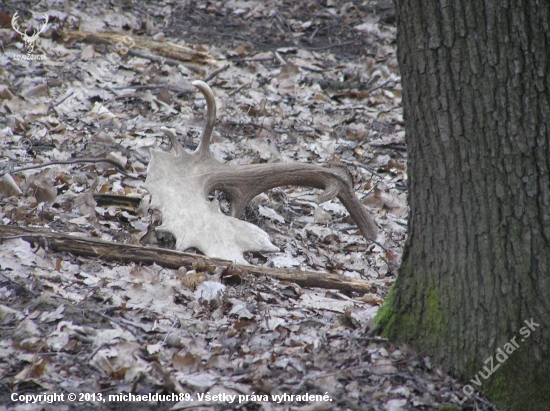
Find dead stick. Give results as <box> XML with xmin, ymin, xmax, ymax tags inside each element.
<box><xmin>204</xmin><ymin>64</ymin><xmax>230</xmax><ymax>83</ymax></box>
<box><xmin>2</xmin><ymin>158</ymin><xmax>143</xmax><ymax>180</ymax></box>
<box><xmin>228</xmin><ymin>82</ymin><xmax>251</xmax><ymax>97</ymax></box>
<box><xmin>308</xmin><ymin>41</ymin><xmax>355</xmax><ymax>51</ymax></box>
<box><xmin>0</xmin><ymin>225</ymin><xmax>376</xmax><ymax>293</ymax></box>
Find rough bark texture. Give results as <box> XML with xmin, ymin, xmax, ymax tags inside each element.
<box><xmin>376</xmin><ymin>1</ymin><xmax>550</xmax><ymax>409</ymax></box>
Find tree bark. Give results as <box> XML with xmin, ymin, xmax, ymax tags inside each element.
<box><xmin>376</xmin><ymin>1</ymin><xmax>550</xmax><ymax>409</ymax></box>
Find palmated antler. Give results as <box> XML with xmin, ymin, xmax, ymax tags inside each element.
<box><xmin>145</xmin><ymin>81</ymin><xmax>377</xmax><ymax>264</ymax></box>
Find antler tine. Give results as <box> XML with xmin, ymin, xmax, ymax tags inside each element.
<box><xmin>161</xmin><ymin>127</ymin><xmax>187</xmax><ymax>158</ymax></box>
<box><xmin>192</xmin><ymin>80</ymin><xmax>216</xmax><ymax>159</ymax></box>
<box><xmin>12</xmin><ymin>12</ymin><xmax>25</xmax><ymax>36</ymax></box>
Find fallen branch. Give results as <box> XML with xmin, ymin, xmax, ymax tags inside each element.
<box><xmin>62</xmin><ymin>31</ymin><xmax>217</xmax><ymax>65</ymax></box>
<box><xmin>0</xmin><ymin>225</ymin><xmax>376</xmax><ymax>293</ymax></box>
<box><xmin>93</xmin><ymin>194</ymin><xmax>142</xmax><ymax>211</ymax></box>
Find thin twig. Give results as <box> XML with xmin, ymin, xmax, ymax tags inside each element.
<box><xmin>3</xmin><ymin>158</ymin><xmax>144</xmax><ymax>180</ymax></box>
<box><xmin>274</xmin><ymin>14</ymin><xmax>301</xmax><ymax>50</ymax></box>
<box><xmin>369</xmin><ymin>142</ymin><xmax>406</xmax><ymax>151</ymax></box>
<box><xmin>109</xmin><ymin>84</ymin><xmax>193</xmax><ymax>94</ymax></box>
<box><xmin>308</xmin><ymin>27</ymin><xmax>319</xmax><ymax>43</ymax></box>
<box><xmin>153</xmin><ymin>97</ymin><xmax>178</xmax><ymax>114</ymax></box>
<box><xmin>0</xmin><ymin>272</ymin><xmax>39</xmax><ymax>297</ymax></box>
<box><xmin>295</xmin><ymin>64</ymin><xmax>325</xmax><ymax>73</ymax></box>
<box><xmin>368</xmin><ymin>79</ymin><xmax>400</xmax><ymax>93</ymax></box>
<box><xmin>181</xmin><ymin>29</ymin><xmax>268</xmax><ymax>47</ymax></box>
<box><xmin>108</xmin><ymin>92</ymin><xmax>139</xmax><ymax>102</ymax></box>
<box><xmin>88</xmin><ymin>309</ymin><xmax>141</xmax><ymax>332</ymax></box>
<box><xmin>14</xmin><ymin>69</ymin><xmax>47</xmax><ymax>79</ymax></box>
<box><xmin>392</xmin><ymin>349</ymin><xmax>428</xmax><ymax>365</ymax></box>
<box><xmin>316</xmin><ymin>23</ymin><xmax>342</xmax><ymax>35</ymax></box>
<box><xmin>340</xmin><ymin>159</ymin><xmax>385</xmax><ymax>180</ymax></box>
<box><xmin>273</xmin><ymin>51</ymin><xmax>287</xmax><ymax>65</ymax></box>
<box><xmin>229</xmin><ymin>57</ymin><xmax>274</xmax><ymax>63</ymax></box>
<box><xmin>223</xmin><ymin>121</ymin><xmax>287</xmax><ymax>135</ymax></box>
<box><xmin>371</xmin><ymin>239</ymin><xmax>389</xmax><ymax>253</ymax></box>
<box><xmin>357</xmin><ymin>336</ymin><xmax>389</xmax><ymax>342</ymax></box>
<box><xmin>308</xmin><ymin>41</ymin><xmax>356</xmax><ymax>51</ymax></box>
<box><xmin>126</xmin><ymin>49</ymin><xmax>195</xmax><ymax>68</ymax></box>
<box><xmin>204</xmin><ymin>64</ymin><xmax>230</xmax><ymax>83</ymax></box>
<box><xmin>161</xmin><ymin>319</ymin><xmax>178</xmax><ymax>346</ymax></box>
<box><xmin>50</xmin><ymin>91</ymin><xmax>74</xmax><ymax>109</ymax></box>
<box><xmin>378</xmin><ymin>250</ymin><xmax>399</xmax><ymax>272</ymax></box>
<box><xmin>292</xmin><ymin>362</ymin><xmax>374</xmax><ymax>394</ymax></box>
<box><xmin>473</xmin><ymin>394</ymin><xmax>501</xmax><ymax>411</ymax></box>
<box><xmin>228</xmin><ymin>81</ymin><xmax>251</xmax><ymax>97</ymax></box>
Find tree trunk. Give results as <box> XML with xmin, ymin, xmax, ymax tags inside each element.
<box><xmin>376</xmin><ymin>1</ymin><xmax>550</xmax><ymax>409</ymax></box>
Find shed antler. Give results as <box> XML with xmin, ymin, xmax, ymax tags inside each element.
<box><xmin>145</xmin><ymin>81</ymin><xmax>377</xmax><ymax>263</ymax></box>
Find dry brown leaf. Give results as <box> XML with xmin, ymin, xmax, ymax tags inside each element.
<box><xmin>180</xmin><ymin>270</ymin><xmax>208</xmax><ymax>290</ymax></box>
<box><xmin>173</xmin><ymin>351</ymin><xmax>202</xmax><ymax>373</ymax></box>
<box><xmin>358</xmin><ymin>293</ymin><xmax>384</xmax><ymax>305</ymax></box>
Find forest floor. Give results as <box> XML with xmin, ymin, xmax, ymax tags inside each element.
<box><xmin>1</xmin><ymin>1</ymin><xmax>497</xmax><ymax>410</ymax></box>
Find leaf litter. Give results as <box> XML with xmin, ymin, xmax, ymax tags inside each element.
<box><xmin>0</xmin><ymin>1</ymin><xmax>497</xmax><ymax>410</ymax></box>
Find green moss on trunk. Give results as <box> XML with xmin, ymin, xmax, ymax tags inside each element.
<box><xmin>376</xmin><ymin>281</ymin><xmax>445</xmax><ymax>347</ymax></box>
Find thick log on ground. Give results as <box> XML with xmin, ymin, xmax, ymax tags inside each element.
<box><xmin>62</xmin><ymin>31</ymin><xmax>216</xmax><ymax>64</ymax></box>
<box><xmin>0</xmin><ymin>225</ymin><xmax>376</xmax><ymax>293</ymax></box>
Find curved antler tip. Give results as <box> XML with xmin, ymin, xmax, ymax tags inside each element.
<box><xmin>192</xmin><ymin>80</ymin><xmax>208</xmax><ymax>88</ymax></box>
